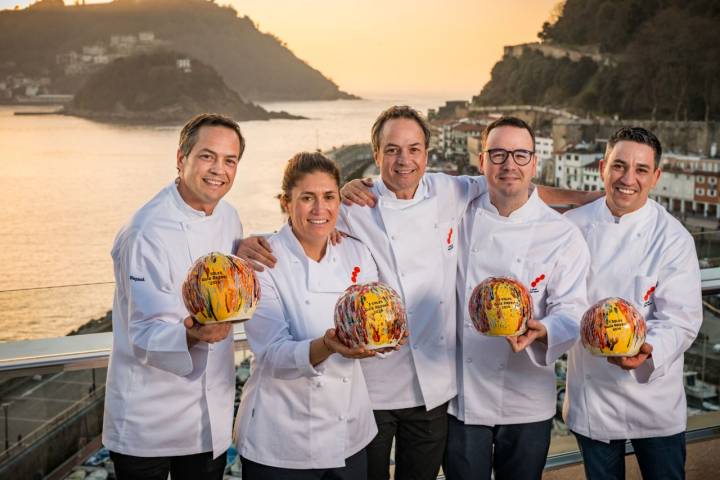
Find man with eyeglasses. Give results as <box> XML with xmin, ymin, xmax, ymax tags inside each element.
<box><xmin>445</xmin><ymin>117</ymin><xmax>590</xmax><ymax>480</ymax></box>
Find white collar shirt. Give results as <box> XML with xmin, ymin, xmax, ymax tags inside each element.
<box><xmin>564</xmin><ymin>198</ymin><xmax>702</xmax><ymax>441</ymax></box>
<box><xmin>450</xmin><ymin>188</ymin><xmax>590</xmax><ymax>425</ymax></box>
<box><xmin>103</xmin><ymin>182</ymin><xmax>243</xmax><ymax>458</ymax></box>
<box><xmin>338</xmin><ymin>173</ymin><xmax>487</xmax><ymax>410</ymax></box>
<box><xmin>235</xmin><ymin>224</ymin><xmax>379</xmax><ymax>469</ymax></box>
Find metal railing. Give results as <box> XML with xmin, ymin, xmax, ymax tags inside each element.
<box><xmin>0</xmin><ymin>271</ymin><xmax>718</xmax><ymax>475</ymax></box>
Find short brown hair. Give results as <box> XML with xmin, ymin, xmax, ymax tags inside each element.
<box><xmin>481</xmin><ymin>116</ymin><xmax>535</xmax><ymax>148</ymax></box>
<box><xmin>371</xmin><ymin>105</ymin><xmax>431</xmax><ymax>153</ymax></box>
<box><xmin>280</xmin><ymin>152</ymin><xmax>341</xmax><ymax>209</ymax></box>
<box><xmin>178</xmin><ymin>113</ymin><xmax>246</xmax><ymax>158</ymax></box>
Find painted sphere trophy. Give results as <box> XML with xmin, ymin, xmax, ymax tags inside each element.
<box><xmin>468</xmin><ymin>277</ymin><xmax>533</xmax><ymax>336</ymax></box>
<box><xmin>334</xmin><ymin>282</ymin><xmax>407</xmax><ymax>350</ymax></box>
<box><xmin>182</xmin><ymin>252</ymin><xmax>261</xmax><ymax>324</ymax></box>
<box><xmin>580</xmin><ymin>297</ymin><xmax>646</xmax><ymax>357</ymax></box>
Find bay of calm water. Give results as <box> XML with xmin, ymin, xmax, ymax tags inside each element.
<box><xmin>0</xmin><ymin>95</ymin><xmax>448</xmax><ymax>341</ymax></box>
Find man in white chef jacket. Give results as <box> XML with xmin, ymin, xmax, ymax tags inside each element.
<box><xmin>103</xmin><ymin>113</ymin><xmax>245</xmax><ymax>480</ymax></box>
<box><xmin>445</xmin><ymin>117</ymin><xmax>590</xmax><ymax>480</ymax></box>
<box><xmin>563</xmin><ymin>126</ymin><xmax>702</xmax><ymax>480</ymax></box>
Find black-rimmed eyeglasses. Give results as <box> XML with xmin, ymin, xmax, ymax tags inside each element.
<box><xmin>484</xmin><ymin>148</ymin><xmax>535</xmax><ymax>166</ymax></box>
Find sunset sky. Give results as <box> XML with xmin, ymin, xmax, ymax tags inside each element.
<box><xmin>1</xmin><ymin>0</ymin><xmax>561</xmax><ymax>98</ymax></box>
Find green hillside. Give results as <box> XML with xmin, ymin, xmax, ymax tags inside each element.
<box><xmin>475</xmin><ymin>0</ymin><xmax>720</xmax><ymax>121</ymax></box>
<box><xmin>65</xmin><ymin>52</ymin><xmax>302</xmax><ymax>123</ymax></box>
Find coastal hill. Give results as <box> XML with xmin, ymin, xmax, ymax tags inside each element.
<box><xmin>65</xmin><ymin>52</ymin><xmax>303</xmax><ymax>123</ymax></box>
<box><xmin>474</xmin><ymin>0</ymin><xmax>720</xmax><ymax>122</ymax></box>
<box><xmin>0</xmin><ymin>0</ymin><xmax>356</xmax><ymax>101</ymax></box>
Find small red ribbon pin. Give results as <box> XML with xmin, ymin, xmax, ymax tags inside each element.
<box><xmin>351</xmin><ymin>266</ymin><xmax>360</xmax><ymax>283</ymax></box>
<box><xmin>447</xmin><ymin>228</ymin><xmax>453</xmax><ymax>245</ymax></box>
<box><xmin>531</xmin><ymin>274</ymin><xmax>546</xmax><ymax>288</ymax></box>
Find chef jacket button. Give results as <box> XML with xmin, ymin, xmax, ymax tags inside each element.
<box><xmin>498</xmin><ymin>363</ymin><xmax>505</xmax><ymax>369</ymax></box>
<box><xmin>401</xmin><ymin>272</ymin><xmax>405</xmax><ymax>277</ymax></box>
<box><xmin>466</xmin><ymin>357</ymin><xmax>473</xmax><ymax>363</ymax></box>
<box><xmin>465</xmin><ymin>322</ymin><xmax>471</xmax><ymax>328</ymax></box>
<box><xmin>412</xmin><ymin>344</ymin><xmax>418</xmax><ymax>350</ymax></box>
<box><xmin>439</xmin><ymin>336</ymin><xmax>445</xmax><ymax>341</ymax></box>
<box><xmin>434</xmin><ymin>223</ymin><xmax>438</xmax><ymax>229</ymax></box>
<box><xmin>391</xmin><ymin>235</ymin><xmax>397</xmax><ymax>240</ymax></box>
<box><xmin>516</xmin><ymin>258</ymin><xmax>521</xmax><ymax>263</ymax></box>
<box><xmin>316</xmin><ymin>382</ymin><xmax>323</xmax><ymax>388</ymax></box>
<box><xmin>339</xmin><ymin>415</ymin><xmax>346</xmax><ymax>421</ymax></box>
<box><xmin>305</xmin><ymin>299</ymin><xmax>310</xmax><ymax>305</ymax></box>
<box><xmin>342</xmin><ymin>377</ymin><xmax>349</xmax><ymax>383</ymax></box>
<box><xmin>585</xmin><ymin>374</ymin><xmax>591</xmax><ymax>380</ymax></box>
<box><xmin>472</xmin><ymin>248</ymin><xmax>478</xmax><ymax>253</ymax></box>
<box><xmin>439</xmin><ymin>300</ymin><xmax>444</xmax><ymax>305</ymax></box>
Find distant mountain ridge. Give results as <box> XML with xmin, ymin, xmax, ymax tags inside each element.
<box><xmin>475</xmin><ymin>0</ymin><xmax>720</xmax><ymax>122</ymax></box>
<box><xmin>0</xmin><ymin>0</ymin><xmax>357</xmax><ymax>101</ymax></box>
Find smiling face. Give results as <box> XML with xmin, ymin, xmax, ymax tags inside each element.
<box><xmin>176</xmin><ymin>125</ymin><xmax>240</xmax><ymax>215</ymax></box>
<box><xmin>480</xmin><ymin>125</ymin><xmax>536</xmax><ymax>205</ymax></box>
<box><xmin>600</xmin><ymin>140</ymin><xmax>661</xmax><ymax>217</ymax></box>
<box><xmin>375</xmin><ymin>118</ymin><xmax>428</xmax><ymax>199</ymax></box>
<box><xmin>284</xmin><ymin>171</ymin><xmax>340</xmax><ymax>250</ymax></box>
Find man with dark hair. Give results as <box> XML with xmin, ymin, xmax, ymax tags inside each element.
<box><xmin>445</xmin><ymin>117</ymin><xmax>590</xmax><ymax>480</ymax></box>
<box><xmin>564</xmin><ymin>126</ymin><xmax>702</xmax><ymax>480</ymax></box>
<box><xmin>103</xmin><ymin>113</ymin><xmax>245</xmax><ymax>480</ymax></box>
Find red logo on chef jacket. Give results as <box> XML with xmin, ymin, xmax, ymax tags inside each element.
<box><xmin>530</xmin><ymin>273</ymin><xmax>546</xmax><ymax>293</ymax></box>
<box><xmin>351</xmin><ymin>266</ymin><xmax>360</xmax><ymax>284</ymax></box>
<box><xmin>446</xmin><ymin>227</ymin><xmax>455</xmax><ymax>251</ymax></box>
<box><xmin>643</xmin><ymin>284</ymin><xmax>657</xmax><ymax>307</ymax></box>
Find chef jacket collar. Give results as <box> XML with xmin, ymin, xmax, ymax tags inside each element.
<box><xmin>479</xmin><ymin>185</ymin><xmax>540</xmax><ymax>222</ymax></box>
<box><xmin>278</xmin><ymin>223</ymin><xmax>335</xmax><ymax>266</ymax></box>
<box><xmin>169</xmin><ymin>180</ymin><xmax>209</xmax><ymax>219</ymax></box>
<box><xmin>375</xmin><ymin>175</ymin><xmax>430</xmax><ymax>210</ymax></box>
<box><xmin>597</xmin><ymin>196</ymin><xmax>653</xmax><ymax>225</ymax></box>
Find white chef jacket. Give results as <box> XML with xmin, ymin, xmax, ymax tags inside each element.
<box><xmin>449</xmin><ymin>188</ymin><xmax>590</xmax><ymax>425</ymax></box>
<box><xmin>563</xmin><ymin>197</ymin><xmax>702</xmax><ymax>441</ymax></box>
<box><xmin>338</xmin><ymin>173</ymin><xmax>487</xmax><ymax>410</ymax></box>
<box><xmin>103</xmin><ymin>182</ymin><xmax>243</xmax><ymax>459</ymax></box>
<box><xmin>235</xmin><ymin>224</ymin><xmax>379</xmax><ymax>469</ymax></box>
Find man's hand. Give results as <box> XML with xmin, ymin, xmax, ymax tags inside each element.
<box><xmin>506</xmin><ymin>319</ymin><xmax>547</xmax><ymax>353</ymax></box>
<box><xmin>323</xmin><ymin>328</ymin><xmax>377</xmax><ymax>359</ymax></box>
<box><xmin>608</xmin><ymin>343</ymin><xmax>653</xmax><ymax>370</ymax></box>
<box><xmin>235</xmin><ymin>236</ymin><xmax>276</xmax><ymax>271</ymax></box>
<box><xmin>329</xmin><ymin>229</ymin><xmax>347</xmax><ymax>246</ymax></box>
<box><xmin>184</xmin><ymin>317</ymin><xmax>233</xmax><ymax>347</ymax></box>
<box><xmin>341</xmin><ymin>178</ymin><xmax>377</xmax><ymax>207</ymax></box>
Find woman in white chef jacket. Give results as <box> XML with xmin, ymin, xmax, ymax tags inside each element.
<box><xmin>235</xmin><ymin>152</ymin><xmax>383</xmax><ymax>480</ymax></box>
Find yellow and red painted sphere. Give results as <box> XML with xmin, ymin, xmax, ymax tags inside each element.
<box><xmin>334</xmin><ymin>282</ymin><xmax>407</xmax><ymax>350</ymax></box>
<box><xmin>182</xmin><ymin>252</ymin><xmax>261</xmax><ymax>324</ymax></box>
<box><xmin>469</xmin><ymin>277</ymin><xmax>532</xmax><ymax>337</ymax></box>
<box><xmin>581</xmin><ymin>297</ymin><xmax>646</xmax><ymax>357</ymax></box>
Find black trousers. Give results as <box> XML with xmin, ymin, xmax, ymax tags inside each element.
<box><xmin>445</xmin><ymin>415</ymin><xmax>552</xmax><ymax>480</ymax></box>
<box><xmin>240</xmin><ymin>448</ymin><xmax>367</xmax><ymax>480</ymax></box>
<box><xmin>109</xmin><ymin>450</ymin><xmax>226</xmax><ymax>480</ymax></box>
<box><xmin>366</xmin><ymin>403</ymin><xmax>448</xmax><ymax>480</ymax></box>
